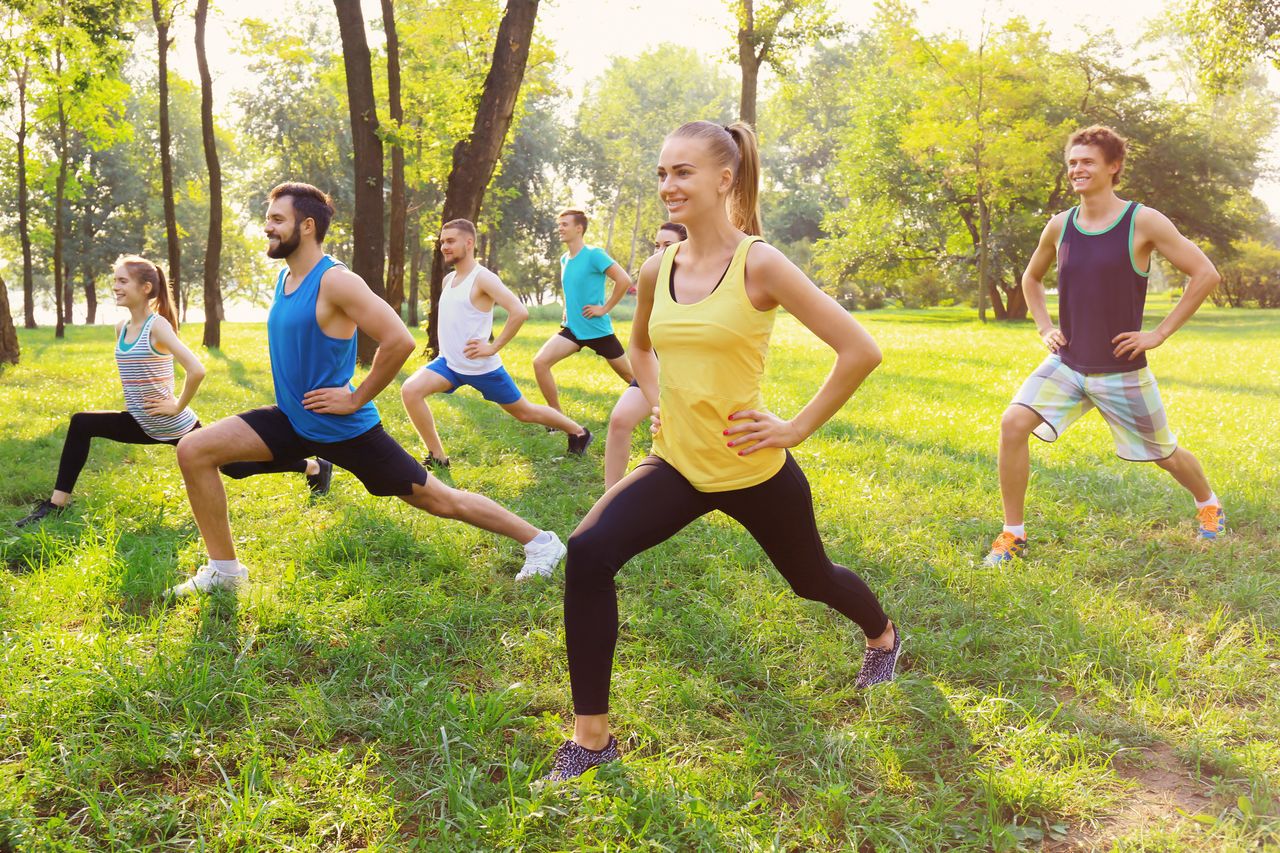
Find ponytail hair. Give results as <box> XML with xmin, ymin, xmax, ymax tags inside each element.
<box><xmin>117</xmin><ymin>255</ymin><xmax>179</xmax><ymax>330</ymax></box>
<box><xmin>668</xmin><ymin>120</ymin><xmax>763</xmax><ymax>236</ymax></box>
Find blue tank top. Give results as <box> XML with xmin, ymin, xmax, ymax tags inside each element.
<box><xmin>267</xmin><ymin>254</ymin><xmax>380</xmax><ymax>442</ymax></box>
<box><xmin>1056</xmin><ymin>201</ymin><xmax>1150</xmax><ymax>374</ymax></box>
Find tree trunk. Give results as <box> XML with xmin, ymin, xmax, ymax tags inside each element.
<box><xmin>195</xmin><ymin>0</ymin><xmax>224</xmax><ymax>348</ymax></box>
<box><xmin>603</xmin><ymin>179</ymin><xmax>623</xmax><ymax>252</ymax></box>
<box><xmin>986</xmin><ymin>278</ymin><xmax>1007</xmax><ymax>320</ymax></box>
<box><xmin>153</xmin><ymin>0</ymin><xmax>182</xmax><ymax>320</ymax></box>
<box><xmin>54</xmin><ymin>67</ymin><xmax>68</xmax><ymax>340</ymax></box>
<box><xmin>1004</xmin><ymin>281</ymin><xmax>1028</xmax><ymax>320</ymax></box>
<box><xmin>382</xmin><ymin>0</ymin><xmax>407</xmax><ymax>316</ymax></box>
<box><xmin>81</xmin><ymin>261</ymin><xmax>97</xmax><ymax>325</ymax></box>
<box><xmin>427</xmin><ymin>0</ymin><xmax>540</xmax><ymax>355</ymax></box>
<box><xmin>407</xmin><ymin>218</ymin><xmax>421</xmax><ymax>327</ymax></box>
<box><xmin>976</xmin><ymin>181</ymin><xmax>990</xmax><ymax>323</ymax></box>
<box><xmin>334</xmin><ymin>0</ymin><xmax>387</xmax><ymax>364</ymax></box>
<box><xmin>16</xmin><ymin>61</ymin><xmax>36</xmax><ymax>329</ymax></box>
<box><xmin>737</xmin><ymin>0</ymin><xmax>760</xmax><ymax>128</ymax></box>
<box><xmin>0</xmin><ymin>272</ymin><xmax>19</xmax><ymax>364</ymax></box>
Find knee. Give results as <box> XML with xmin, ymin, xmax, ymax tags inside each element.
<box><xmin>512</xmin><ymin>406</ymin><xmax>537</xmax><ymax>424</ymax></box>
<box><xmin>533</xmin><ymin>353</ymin><xmax>554</xmax><ymax>373</ymax></box>
<box><xmin>175</xmin><ymin>432</ymin><xmax>214</xmax><ymax>471</ymax></box>
<box><xmin>1153</xmin><ymin>450</ymin><xmax>1180</xmax><ymax>471</ymax></box>
<box><xmin>1000</xmin><ymin>407</ymin><xmax>1036</xmax><ymax>443</ymax></box>
<box><xmin>401</xmin><ymin>375</ymin><xmax>428</xmax><ymax>404</ymax></box>
<box><xmin>67</xmin><ymin>412</ymin><xmax>90</xmax><ymax>437</ymax></box>
<box><xmin>565</xmin><ymin>528</ymin><xmax>613</xmax><ymax>589</ymax></box>
<box><xmin>416</xmin><ymin>483</ymin><xmax>462</xmax><ymax>519</ymax></box>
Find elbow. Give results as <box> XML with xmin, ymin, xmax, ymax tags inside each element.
<box><xmin>514</xmin><ymin>305</ymin><xmax>530</xmax><ymax>323</ymax></box>
<box><xmin>1204</xmin><ymin>269</ymin><xmax>1221</xmax><ymax>292</ymax></box>
<box><xmin>189</xmin><ymin>366</ymin><xmax>207</xmax><ymax>383</ymax></box>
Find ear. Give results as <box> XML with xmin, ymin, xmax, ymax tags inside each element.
<box><xmin>718</xmin><ymin>166</ymin><xmax>735</xmax><ymax>195</ymax></box>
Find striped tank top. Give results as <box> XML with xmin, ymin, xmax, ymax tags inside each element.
<box><xmin>115</xmin><ymin>314</ymin><xmax>199</xmax><ymax>440</ymax></box>
<box><xmin>649</xmin><ymin>235</ymin><xmax>785</xmax><ymax>492</ymax></box>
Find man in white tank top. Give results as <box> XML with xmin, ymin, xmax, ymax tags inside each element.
<box><xmin>401</xmin><ymin>219</ymin><xmax>593</xmax><ymax>466</ymax></box>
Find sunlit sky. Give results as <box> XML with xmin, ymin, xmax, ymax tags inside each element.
<box><xmin>163</xmin><ymin>0</ymin><xmax>1279</xmax><ymax>211</ymax></box>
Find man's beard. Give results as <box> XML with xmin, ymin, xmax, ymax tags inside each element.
<box><xmin>267</xmin><ymin>229</ymin><xmax>301</xmax><ymax>259</ymax></box>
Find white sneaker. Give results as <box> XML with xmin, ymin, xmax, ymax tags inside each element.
<box><xmin>515</xmin><ymin>532</ymin><xmax>566</xmax><ymax>581</ymax></box>
<box><xmin>165</xmin><ymin>564</ymin><xmax>246</xmax><ymax>598</ymax></box>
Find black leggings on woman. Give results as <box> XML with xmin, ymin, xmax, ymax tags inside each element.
<box><xmin>565</xmin><ymin>452</ymin><xmax>890</xmax><ymax>715</ymax></box>
<box><xmin>54</xmin><ymin>411</ymin><xmax>306</xmax><ymax>494</ymax></box>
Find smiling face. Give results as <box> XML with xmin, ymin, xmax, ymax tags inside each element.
<box><xmin>439</xmin><ymin>227</ymin><xmax>473</xmax><ymax>264</ymax></box>
<box><xmin>1066</xmin><ymin>144</ymin><xmax>1121</xmax><ymax>195</ymax></box>
<box><xmin>264</xmin><ymin>196</ymin><xmax>308</xmax><ymax>259</ymax></box>
<box><xmin>656</xmin><ymin>135</ymin><xmax>734</xmax><ymax>227</ymax></box>
<box><xmin>556</xmin><ymin>215</ymin><xmax>583</xmax><ymax>244</ymax></box>
<box><xmin>112</xmin><ymin>264</ymin><xmax>151</xmax><ymax>308</ymax></box>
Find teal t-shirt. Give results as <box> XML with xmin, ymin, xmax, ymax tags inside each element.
<box><xmin>560</xmin><ymin>245</ymin><xmax>616</xmax><ymax>339</ymax></box>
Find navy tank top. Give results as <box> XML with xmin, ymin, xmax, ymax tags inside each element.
<box><xmin>267</xmin><ymin>254</ymin><xmax>380</xmax><ymax>442</ymax></box>
<box><xmin>1056</xmin><ymin>201</ymin><xmax>1150</xmax><ymax>374</ymax></box>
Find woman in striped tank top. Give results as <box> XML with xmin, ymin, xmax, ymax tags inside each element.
<box><xmin>541</xmin><ymin>122</ymin><xmax>902</xmax><ymax>782</ymax></box>
<box><xmin>16</xmin><ymin>255</ymin><xmax>329</xmax><ymax>528</ymax></box>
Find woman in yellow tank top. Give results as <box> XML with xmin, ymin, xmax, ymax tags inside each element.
<box><xmin>541</xmin><ymin>121</ymin><xmax>902</xmax><ymax>782</ymax></box>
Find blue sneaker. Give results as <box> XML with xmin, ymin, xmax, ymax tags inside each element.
<box><xmin>1197</xmin><ymin>505</ymin><xmax>1225</xmax><ymax>540</ymax></box>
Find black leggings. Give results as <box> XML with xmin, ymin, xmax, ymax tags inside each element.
<box><xmin>54</xmin><ymin>411</ymin><xmax>307</xmax><ymax>494</ymax></box>
<box><xmin>565</xmin><ymin>452</ymin><xmax>890</xmax><ymax>715</ymax></box>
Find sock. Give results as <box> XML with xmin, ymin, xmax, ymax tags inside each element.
<box><xmin>1194</xmin><ymin>492</ymin><xmax>1219</xmax><ymax>509</ymax></box>
<box><xmin>1003</xmin><ymin>524</ymin><xmax>1026</xmax><ymax>540</ymax></box>
<box><xmin>525</xmin><ymin>530</ymin><xmax>552</xmax><ymax>548</ymax></box>
<box><xmin>211</xmin><ymin>558</ymin><xmax>246</xmax><ymax>576</ymax></box>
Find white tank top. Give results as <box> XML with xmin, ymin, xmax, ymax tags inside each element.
<box><xmin>439</xmin><ymin>264</ymin><xmax>503</xmax><ymax>375</ymax></box>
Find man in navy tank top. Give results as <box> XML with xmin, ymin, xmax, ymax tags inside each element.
<box><xmin>983</xmin><ymin>126</ymin><xmax>1225</xmax><ymax>567</ymax></box>
<box><xmin>167</xmin><ymin>183</ymin><xmax>567</xmax><ymax>596</ymax></box>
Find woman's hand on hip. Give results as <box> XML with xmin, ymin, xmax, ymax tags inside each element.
<box><xmin>724</xmin><ymin>409</ymin><xmax>801</xmax><ymax>455</ymax></box>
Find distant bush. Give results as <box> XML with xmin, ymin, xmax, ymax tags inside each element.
<box><xmin>1214</xmin><ymin>240</ymin><xmax>1280</xmax><ymax>308</ymax></box>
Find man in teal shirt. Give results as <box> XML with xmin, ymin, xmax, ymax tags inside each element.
<box><xmin>533</xmin><ymin>209</ymin><xmax>635</xmax><ymax>418</ymax></box>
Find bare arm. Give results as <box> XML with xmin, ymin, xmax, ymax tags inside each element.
<box><xmin>302</xmin><ymin>268</ymin><xmax>416</xmax><ymax>414</ymax></box>
<box><xmin>1021</xmin><ymin>213</ymin><xmax>1067</xmax><ymax>353</ymax></box>
<box><xmin>583</xmin><ymin>263</ymin><xmax>633</xmax><ymax>318</ymax></box>
<box><xmin>1112</xmin><ymin>208</ymin><xmax>1220</xmax><ymax>361</ymax></box>
<box><xmin>628</xmin><ymin>253</ymin><xmax>662</xmax><ymax>412</ymax></box>
<box><xmin>463</xmin><ymin>271</ymin><xmax>529</xmax><ymax>359</ymax></box>
<box><xmin>144</xmin><ymin>317</ymin><xmax>206</xmax><ymax>416</ymax></box>
<box><xmin>727</xmin><ymin>244</ymin><xmax>881</xmax><ymax>455</ymax></box>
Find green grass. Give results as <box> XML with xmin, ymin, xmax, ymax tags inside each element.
<box><xmin>1</xmin><ymin>306</ymin><xmax>1277</xmax><ymax>851</ymax></box>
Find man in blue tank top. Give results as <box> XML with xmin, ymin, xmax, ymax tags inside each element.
<box><xmin>167</xmin><ymin>183</ymin><xmax>567</xmax><ymax>596</ymax></box>
<box><xmin>531</xmin><ymin>209</ymin><xmax>635</xmax><ymax>419</ymax></box>
<box><xmin>983</xmin><ymin>126</ymin><xmax>1225</xmax><ymax>567</ymax></box>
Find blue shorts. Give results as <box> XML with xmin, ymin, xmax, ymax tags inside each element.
<box><xmin>424</xmin><ymin>357</ymin><xmax>522</xmax><ymax>405</ymax></box>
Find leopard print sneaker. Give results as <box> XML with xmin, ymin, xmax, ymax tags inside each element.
<box><xmin>541</xmin><ymin>735</ymin><xmax>620</xmax><ymax>782</ymax></box>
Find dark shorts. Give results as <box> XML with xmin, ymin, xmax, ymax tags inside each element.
<box><xmin>236</xmin><ymin>406</ymin><xmax>428</xmax><ymax>497</ymax></box>
<box><xmin>557</xmin><ymin>327</ymin><xmax>625</xmax><ymax>360</ymax></box>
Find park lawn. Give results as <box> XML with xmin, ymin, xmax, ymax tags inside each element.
<box><xmin>0</xmin><ymin>305</ymin><xmax>1277</xmax><ymax>851</ymax></box>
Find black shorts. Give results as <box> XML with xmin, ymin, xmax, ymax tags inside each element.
<box><xmin>236</xmin><ymin>406</ymin><xmax>428</xmax><ymax>497</ymax></box>
<box><xmin>557</xmin><ymin>327</ymin><xmax>625</xmax><ymax>360</ymax></box>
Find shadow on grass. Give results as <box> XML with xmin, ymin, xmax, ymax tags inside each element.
<box><xmin>205</xmin><ymin>347</ymin><xmax>266</xmax><ymax>394</ymax></box>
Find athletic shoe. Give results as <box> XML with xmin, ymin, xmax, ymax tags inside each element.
<box><xmin>306</xmin><ymin>458</ymin><xmax>334</xmax><ymax>496</ymax></box>
<box><xmin>16</xmin><ymin>499</ymin><xmax>64</xmax><ymax>528</ymax></box>
<box><xmin>165</xmin><ymin>564</ymin><xmax>245</xmax><ymax>598</ymax></box>
<box><xmin>423</xmin><ymin>454</ymin><xmax>450</xmax><ymax>471</ymax></box>
<box><xmin>515</xmin><ymin>531</ymin><xmax>566</xmax><ymax>581</ymax></box>
<box><xmin>541</xmin><ymin>736</ymin><xmax>620</xmax><ymax>782</ymax></box>
<box><xmin>854</xmin><ymin>624</ymin><xmax>902</xmax><ymax>689</ymax></box>
<box><xmin>1197</xmin><ymin>505</ymin><xmax>1226</xmax><ymax>540</ymax></box>
<box><xmin>982</xmin><ymin>531</ymin><xmax>1028</xmax><ymax>566</ymax></box>
<box><xmin>567</xmin><ymin>428</ymin><xmax>594</xmax><ymax>456</ymax></box>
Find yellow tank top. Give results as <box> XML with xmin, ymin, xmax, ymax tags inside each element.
<box><xmin>650</xmin><ymin>235</ymin><xmax>785</xmax><ymax>492</ymax></box>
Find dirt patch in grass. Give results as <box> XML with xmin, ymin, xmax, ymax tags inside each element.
<box><xmin>1048</xmin><ymin>740</ymin><xmax>1224</xmax><ymax>850</ymax></box>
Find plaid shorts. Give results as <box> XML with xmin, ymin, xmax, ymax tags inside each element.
<box><xmin>1012</xmin><ymin>355</ymin><xmax>1178</xmax><ymax>462</ymax></box>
